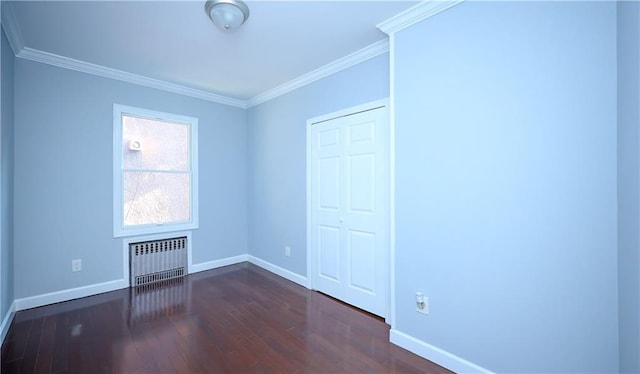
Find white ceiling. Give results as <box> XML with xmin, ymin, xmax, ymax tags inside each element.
<box><xmin>3</xmin><ymin>1</ymin><xmax>416</xmax><ymax>105</ymax></box>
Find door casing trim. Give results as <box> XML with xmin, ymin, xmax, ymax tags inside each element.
<box><xmin>305</xmin><ymin>98</ymin><xmax>391</xmax><ymax>320</ymax></box>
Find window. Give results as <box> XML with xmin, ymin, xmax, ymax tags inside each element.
<box><xmin>113</xmin><ymin>104</ymin><xmax>198</xmax><ymax>237</ymax></box>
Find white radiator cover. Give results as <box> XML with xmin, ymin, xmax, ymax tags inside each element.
<box><xmin>130</xmin><ymin>236</ymin><xmax>187</xmax><ymax>286</ymax></box>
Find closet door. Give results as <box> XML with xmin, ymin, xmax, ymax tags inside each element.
<box><xmin>310</xmin><ymin>105</ymin><xmax>388</xmax><ymax>317</ymax></box>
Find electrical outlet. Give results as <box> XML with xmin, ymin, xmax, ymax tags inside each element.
<box><xmin>285</xmin><ymin>246</ymin><xmax>291</xmax><ymax>257</ymax></box>
<box><xmin>72</xmin><ymin>259</ymin><xmax>82</xmax><ymax>272</ymax></box>
<box><xmin>416</xmin><ymin>292</ymin><xmax>429</xmax><ymax>315</ymax></box>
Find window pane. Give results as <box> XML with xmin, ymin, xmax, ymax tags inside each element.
<box><xmin>122</xmin><ymin>115</ymin><xmax>189</xmax><ymax>171</ymax></box>
<box><xmin>123</xmin><ymin>172</ymin><xmax>190</xmax><ymax>226</ymax></box>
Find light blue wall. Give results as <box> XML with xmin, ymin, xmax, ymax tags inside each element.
<box><xmin>617</xmin><ymin>1</ymin><xmax>640</xmax><ymax>372</ymax></box>
<box><xmin>1</xmin><ymin>29</ymin><xmax>15</xmax><ymax>318</ymax></box>
<box><xmin>247</xmin><ymin>54</ymin><xmax>389</xmax><ymax>275</ymax></box>
<box><xmin>393</xmin><ymin>2</ymin><xmax>618</xmax><ymax>372</ymax></box>
<box><xmin>13</xmin><ymin>59</ymin><xmax>247</xmax><ymax>299</ymax></box>
<box><xmin>4</xmin><ymin>3</ymin><xmax>636</xmax><ymax>370</ymax></box>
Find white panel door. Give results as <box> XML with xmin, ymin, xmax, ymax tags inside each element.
<box><xmin>310</xmin><ymin>105</ymin><xmax>388</xmax><ymax>317</ymax></box>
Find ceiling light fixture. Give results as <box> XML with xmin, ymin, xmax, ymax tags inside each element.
<box><xmin>204</xmin><ymin>0</ymin><xmax>250</xmax><ymax>32</ymax></box>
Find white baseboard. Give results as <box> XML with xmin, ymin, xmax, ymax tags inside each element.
<box><xmin>8</xmin><ymin>254</ymin><xmax>290</xmax><ymax>314</ymax></box>
<box><xmin>0</xmin><ymin>300</ymin><xmax>16</xmax><ymax>345</ymax></box>
<box><xmin>248</xmin><ymin>255</ymin><xmax>308</xmax><ymax>288</ymax></box>
<box><xmin>390</xmin><ymin>329</ymin><xmax>493</xmax><ymax>374</ymax></box>
<box><xmin>4</xmin><ymin>256</ymin><xmax>302</xmax><ymax>341</ymax></box>
<box><xmin>14</xmin><ymin>279</ymin><xmax>128</xmax><ymax>311</ymax></box>
<box><xmin>189</xmin><ymin>254</ymin><xmax>248</xmax><ymax>274</ymax></box>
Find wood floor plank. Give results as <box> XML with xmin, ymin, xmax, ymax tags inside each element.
<box><xmin>50</xmin><ymin>312</ymin><xmax>68</xmax><ymax>374</ymax></box>
<box><xmin>1</xmin><ymin>319</ymin><xmax>32</xmax><ymax>363</ymax></box>
<box><xmin>2</xmin><ymin>263</ymin><xmax>453</xmax><ymax>374</ymax></box>
<box><xmin>18</xmin><ymin>317</ymin><xmax>44</xmax><ymax>374</ymax></box>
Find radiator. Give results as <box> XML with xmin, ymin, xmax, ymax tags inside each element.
<box><xmin>130</xmin><ymin>236</ymin><xmax>187</xmax><ymax>286</ymax></box>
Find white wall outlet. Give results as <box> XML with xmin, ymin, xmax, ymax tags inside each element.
<box><xmin>285</xmin><ymin>246</ymin><xmax>291</xmax><ymax>257</ymax></box>
<box><xmin>416</xmin><ymin>292</ymin><xmax>429</xmax><ymax>315</ymax></box>
<box><xmin>72</xmin><ymin>259</ymin><xmax>82</xmax><ymax>272</ymax></box>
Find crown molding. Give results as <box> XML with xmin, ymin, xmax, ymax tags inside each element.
<box><xmin>377</xmin><ymin>0</ymin><xmax>464</xmax><ymax>35</ymax></box>
<box><xmin>1</xmin><ymin>1</ymin><xmax>25</xmax><ymax>54</ymax></box>
<box><xmin>7</xmin><ymin>38</ymin><xmax>386</xmax><ymax>110</ymax></box>
<box><xmin>1</xmin><ymin>0</ymin><xmax>389</xmax><ymax>110</ymax></box>
<box><xmin>17</xmin><ymin>48</ymin><xmax>247</xmax><ymax>108</ymax></box>
<box><xmin>0</xmin><ymin>0</ymin><xmax>246</xmax><ymax>109</ymax></box>
<box><xmin>246</xmin><ymin>38</ymin><xmax>389</xmax><ymax>108</ymax></box>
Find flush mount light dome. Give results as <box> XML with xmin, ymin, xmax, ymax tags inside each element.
<box><xmin>205</xmin><ymin>0</ymin><xmax>250</xmax><ymax>32</ymax></box>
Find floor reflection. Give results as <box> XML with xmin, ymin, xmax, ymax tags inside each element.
<box><xmin>128</xmin><ymin>277</ymin><xmax>190</xmax><ymax>326</ymax></box>
<box><xmin>2</xmin><ymin>263</ymin><xmax>452</xmax><ymax>373</ymax></box>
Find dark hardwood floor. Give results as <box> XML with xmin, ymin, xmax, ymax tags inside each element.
<box><xmin>1</xmin><ymin>263</ymin><xmax>452</xmax><ymax>373</ymax></box>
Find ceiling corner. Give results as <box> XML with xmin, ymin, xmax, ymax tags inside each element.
<box><xmin>246</xmin><ymin>39</ymin><xmax>390</xmax><ymax>108</ymax></box>
<box><xmin>1</xmin><ymin>1</ymin><xmax>25</xmax><ymax>54</ymax></box>
<box><xmin>377</xmin><ymin>0</ymin><xmax>464</xmax><ymax>35</ymax></box>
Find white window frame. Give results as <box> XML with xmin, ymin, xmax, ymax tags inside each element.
<box><xmin>113</xmin><ymin>104</ymin><xmax>199</xmax><ymax>238</ymax></box>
